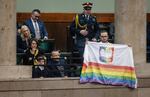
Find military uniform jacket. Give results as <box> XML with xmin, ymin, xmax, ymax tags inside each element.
<box><xmin>70</xmin><ymin>13</ymin><xmax>100</xmax><ymax>41</ymax></box>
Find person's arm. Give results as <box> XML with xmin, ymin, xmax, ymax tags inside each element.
<box><xmin>70</xmin><ymin>14</ymin><xmax>87</xmax><ymax>37</ymax></box>
<box><xmin>70</xmin><ymin>20</ymin><xmax>81</xmax><ymax>36</ymax></box>
<box><xmin>41</xmin><ymin>21</ymin><xmax>48</xmax><ymax>39</ymax></box>
<box><xmin>23</xmin><ymin>50</ymin><xmax>32</xmax><ymax>65</ymax></box>
<box><xmin>61</xmin><ymin>59</ymin><xmax>68</xmax><ymax>77</ymax></box>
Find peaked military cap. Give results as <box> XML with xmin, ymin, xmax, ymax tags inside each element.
<box><xmin>82</xmin><ymin>2</ymin><xmax>93</xmax><ymax>10</ymax></box>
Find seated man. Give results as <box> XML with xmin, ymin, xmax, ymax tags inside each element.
<box><xmin>47</xmin><ymin>50</ymin><xmax>68</xmax><ymax>77</ymax></box>
<box><xmin>32</xmin><ymin>55</ymin><xmax>50</xmax><ymax>78</ymax></box>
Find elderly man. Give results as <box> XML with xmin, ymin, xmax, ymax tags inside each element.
<box><xmin>47</xmin><ymin>50</ymin><xmax>68</xmax><ymax>77</ymax></box>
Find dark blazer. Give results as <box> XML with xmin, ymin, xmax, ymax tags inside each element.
<box><xmin>70</xmin><ymin>13</ymin><xmax>100</xmax><ymax>41</ymax></box>
<box><xmin>17</xmin><ymin>34</ymin><xmax>29</xmax><ymax>53</ymax></box>
<box><xmin>23</xmin><ymin>48</ymin><xmax>44</xmax><ymax>65</ymax></box>
<box><xmin>32</xmin><ymin>66</ymin><xmax>50</xmax><ymax>78</ymax></box>
<box><xmin>24</xmin><ymin>19</ymin><xmax>48</xmax><ymax>39</ymax></box>
<box><xmin>47</xmin><ymin>58</ymin><xmax>68</xmax><ymax>77</ymax></box>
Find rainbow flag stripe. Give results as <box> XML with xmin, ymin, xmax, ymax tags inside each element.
<box><xmin>80</xmin><ymin>62</ymin><xmax>137</xmax><ymax>88</ymax></box>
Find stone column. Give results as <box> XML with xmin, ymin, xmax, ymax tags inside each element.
<box><xmin>115</xmin><ymin>0</ymin><xmax>146</xmax><ymax>65</ymax></box>
<box><xmin>0</xmin><ymin>0</ymin><xmax>31</xmax><ymax>79</ymax></box>
<box><xmin>0</xmin><ymin>0</ymin><xmax>16</xmax><ymax>65</ymax></box>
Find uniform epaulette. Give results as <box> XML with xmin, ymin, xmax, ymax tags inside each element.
<box><xmin>75</xmin><ymin>14</ymin><xmax>87</xmax><ymax>29</ymax></box>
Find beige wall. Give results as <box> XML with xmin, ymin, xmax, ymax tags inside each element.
<box><xmin>16</xmin><ymin>0</ymin><xmax>114</xmax><ymax>13</ymax></box>
<box><xmin>16</xmin><ymin>0</ymin><xmax>150</xmax><ymax>13</ymax></box>
<box><xmin>0</xmin><ymin>78</ymin><xmax>149</xmax><ymax>97</ymax></box>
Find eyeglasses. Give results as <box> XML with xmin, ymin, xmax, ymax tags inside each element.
<box><xmin>101</xmin><ymin>36</ymin><xmax>108</xmax><ymax>37</ymax></box>
<box><xmin>35</xmin><ymin>16</ymin><xmax>40</xmax><ymax>18</ymax></box>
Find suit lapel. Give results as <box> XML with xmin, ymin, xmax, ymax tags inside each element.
<box><xmin>29</xmin><ymin>19</ymin><xmax>36</xmax><ymax>33</ymax></box>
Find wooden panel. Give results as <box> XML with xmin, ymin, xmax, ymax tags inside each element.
<box><xmin>17</xmin><ymin>13</ymin><xmax>150</xmax><ymax>23</ymax></box>
<box><xmin>46</xmin><ymin>22</ymin><xmax>70</xmax><ymax>51</ymax></box>
<box><xmin>17</xmin><ymin>13</ymin><xmax>114</xmax><ymax>23</ymax></box>
<box><xmin>93</xmin><ymin>13</ymin><xmax>114</xmax><ymax>22</ymax></box>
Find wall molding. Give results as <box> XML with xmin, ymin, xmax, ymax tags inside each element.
<box><xmin>17</xmin><ymin>13</ymin><xmax>150</xmax><ymax>23</ymax></box>
<box><xmin>17</xmin><ymin>13</ymin><xmax>114</xmax><ymax>23</ymax></box>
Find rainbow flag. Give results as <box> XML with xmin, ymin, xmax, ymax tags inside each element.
<box><xmin>80</xmin><ymin>42</ymin><xmax>137</xmax><ymax>88</ymax></box>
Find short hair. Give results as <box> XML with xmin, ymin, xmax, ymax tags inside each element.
<box><xmin>51</xmin><ymin>49</ymin><xmax>60</xmax><ymax>53</ymax></box>
<box><xmin>28</xmin><ymin>38</ymin><xmax>39</xmax><ymax>48</ymax></box>
<box><xmin>32</xmin><ymin>9</ymin><xmax>41</xmax><ymax>14</ymax></box>
<box><xmin>37</xmin><ymin>55</ymin><xmax>47</xmax><ymax>61</ymax></box>
<box><xmin>50</xmin><ymin>50</ymin><xmax>60</xmax><ymax>56</ymax></box>
<box><xmin>100</xmin><ymin>31</ymin><xmax>109</xmax><ymax>35</ymax></box>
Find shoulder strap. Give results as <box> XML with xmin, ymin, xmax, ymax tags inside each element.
<box><xmin>75</xmin><ymin>14</ymin><xmax>79</xmax><ymax>29</ymax></box>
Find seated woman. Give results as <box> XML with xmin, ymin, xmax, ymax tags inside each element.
<box><xmin>23</xmin><ymin>38</ymin><xmax>44</xmax><ymax>65</ymax></box>
<box><xmin>17</xmin><ymin>25</ymin><xmax>31</xmax><ymax>53</ymax></box>
<box><xmin>47</xmin><ymin>50</ymin><xmax>68</xmax><ymax>77</ymax></box>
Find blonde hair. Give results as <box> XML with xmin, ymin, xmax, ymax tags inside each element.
<box><xmin>20</xmin><ymin>25</ymin><xmax>31</xmax><ymax>40</ymax></box>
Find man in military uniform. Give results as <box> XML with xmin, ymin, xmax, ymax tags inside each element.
<box><xmin>70</xmin><ymin>2</ymin><xmax>100</xmax><ymax>57</ymax></box>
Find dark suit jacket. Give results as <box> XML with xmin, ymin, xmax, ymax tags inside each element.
<box><xmin>23</xmin><ymin>48</ymin><xmax>44</xmax><ymax>65</ymax></box>
<box><xmin>32</xmin><ymin>66</ymin><xmax>50</xmax><ymax>78</ymax></box>
<box><xmin>24</xmin><ymin>18</ymin><xmax>48</xmax><ymax>39</ymax></box>
<box><xmin>17</xmin><ymin>34</ymin><xmax>29</xmax><ymax>53</ymax></box>
<box><xmin>47</xmin><ymin>58</ymin><xmax>68</xmax><ymax>77</ymax></box>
